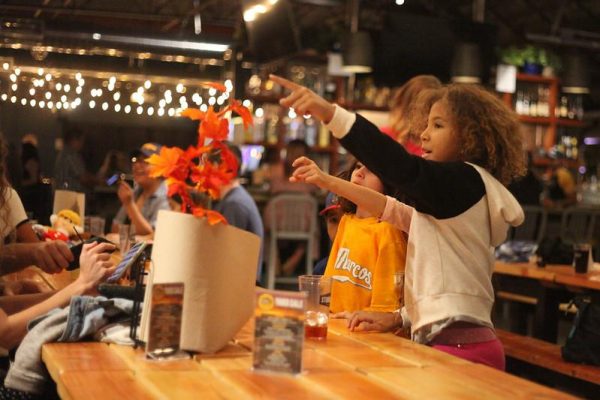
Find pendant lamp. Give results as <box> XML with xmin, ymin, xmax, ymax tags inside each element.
<box><xmin>342</xmin><ymin>0</ymin><xmax>372</xmax><ymax>74</ymax></box>
<box><xmin>451</xmin><ymin>42</ymin><xmax>482</xmax><ymax>84</ymax></box>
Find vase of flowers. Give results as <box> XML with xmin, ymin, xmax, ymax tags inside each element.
<box><xmin>139</xmin><ymin>82</ymin><xmax>261</xmax><ymax>353</ymax></box>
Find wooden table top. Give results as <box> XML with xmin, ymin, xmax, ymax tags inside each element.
<box><xmin>42</xmin><ymin>318</ymin><xmax>575</xmax><ymax>399</ymax></box>
<box><xmin>494</xmin><ymin>261</ymin><xmax>600</xmax><ymax>291</ymax></box>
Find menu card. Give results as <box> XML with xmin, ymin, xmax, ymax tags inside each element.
<box><xmin>253</xmin><ymin>289</ymin><xmax>307</xmax><ymax>375</ymax></box>
<box><xmin>145</xmin><ymin>282</ymin><xmax>187</xmax><ymax>360</ymax></box>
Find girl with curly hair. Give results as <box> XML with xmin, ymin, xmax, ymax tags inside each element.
<box><xmin>272</xmin><ymin>75</ymin><xmax>525</xmax><ymax>370</ymax></box>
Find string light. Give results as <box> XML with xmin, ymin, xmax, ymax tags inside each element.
<box><xmin>0</xmin><ymin>64</ymin><xmax>229</xmax><ymax>119</ymax></box>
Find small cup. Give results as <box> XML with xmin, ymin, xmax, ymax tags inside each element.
<box><xmin>299</xmin><ymin>275</ymin><xmax>331</xmax><ymax>340</ymax></box>
<box><xmin>573</xmin><ymin>243</ymin><xmax>591</xmax><ymax>274</ymax></box>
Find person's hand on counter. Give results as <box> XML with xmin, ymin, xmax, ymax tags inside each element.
<box><xmin>332</xmin><ymin>310</ymin><xmax>402</xmax><ymax>333</ymax></box>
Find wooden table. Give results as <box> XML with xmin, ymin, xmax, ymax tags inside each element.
<box><xmin>42</xmin><ymin>318</ymin><xmax>575</xmax><ymax>399</ymax></box>
<box><xmin>494</xmin><ymin>261</ymin><xmax>600</xmax><ymax>342</ymax></box>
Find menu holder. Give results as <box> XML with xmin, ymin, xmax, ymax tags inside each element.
<box><xmin>253</xmin><ymin>289</ymin><xmax>307</xmax><ymax>375</ymax></box>
<box><xmin>145</xmin><ymin>282</ymin><xmax>189</xmax><ymax>361</ymax></box>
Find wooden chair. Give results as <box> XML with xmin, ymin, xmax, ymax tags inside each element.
<box><xmin>264</xmin><ymin>193</ymin><xmax>318</xmax><ymax>290</ymax></box>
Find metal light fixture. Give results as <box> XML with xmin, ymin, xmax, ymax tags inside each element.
<box><xmin>342</xmin><ymin>0</ymin><xmax>373</xmax><ymax>74</ymax></box>
<box><xmin>562</xmin><ymin>54</ymin><xmax>590</xmax><ymax>94</ymax></box>
<box><xmin>451</xmin><ymin>42</ymin><xmax>482</xmax><ymax>84</ymax></box>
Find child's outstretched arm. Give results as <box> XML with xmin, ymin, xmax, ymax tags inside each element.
<box><xmin>270</xmin><ymin>75</ymin><xmax>336</xmax><ymax>123</ymax></box>
<box><xmin>291</xmin><ymin>156</ymin><xmax>387</xmax><ymax>218</ymax></box>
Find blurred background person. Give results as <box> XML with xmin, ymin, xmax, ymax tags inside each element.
<box><xmin>269</xmin><ymin>139</ymin><xmax>316</xmax><ymax>194</ymax></box>
<box><xmin>381</xmin><ymin>75</ymin><xmax>442</xmax><ymax>155</ymax></box>
<box><xmin>53</xmin><ymin>127</ymin><xmax>100</xmax><ymax>194</ymax></box>
<box><xmin>111</xmin><ymin>143</ymin><xmax>170</xmax><ymax>236</ymax></box>
<box><xmin>18</xmin><ymin>137</ymin><xmax>52</xmax><ymax>226</ymax></box>
<box><xmin>211</xmin><ymin>143</ymin><xmax>264</xmax><ymax>285</ymax></box>
<box><xmin>96</xmin><ymin>150</ymin><xmax>130</xmax><ymax>185</ymax></box>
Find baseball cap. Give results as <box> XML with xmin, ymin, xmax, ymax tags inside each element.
<box><xmin>130</xmin><ymin>142</ymin><xmax>162</xmax><ymax>160</ymax></box>
<box><xmin>319</xmin><ymin>192</ymin><xmax>341</xmax><ymax>216</ymax></box>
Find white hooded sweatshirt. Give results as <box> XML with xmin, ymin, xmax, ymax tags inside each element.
<box><xmin>327</xmin><ymin>106</ymin><xmax>524</xmax><ymax>342</ymax></box>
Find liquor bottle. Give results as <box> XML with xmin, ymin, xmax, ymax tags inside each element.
<box><xmin>515</xmin><ymin>90</ymin><xmax>524</xmax><ymax>115</ymax></box>
<box><xmin>522</xmin><ymin>91</ymin><xmax>530</xmax><ymax>116</ymax></box>
<box><xmin>559</xmin><ymin>96</ymin><xmax>568</xmax><ymax>118</ymax></box>
<box><xmin>529</xmin><ymin>86</ymin><xmax>538</xmax><ymax>117</ymax></box>
<box><xmin>575</xmin><ymin>96</ymin><xmax>584</xmax><ymax>120</ymax></box>
<box><xmin>537</xmin><ymin>86</ymin><xmax>549</xmax><ymax>117</ymax></box>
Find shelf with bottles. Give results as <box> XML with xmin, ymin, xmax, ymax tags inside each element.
<box><xmin>501</xmin><ymin>73</ymin><xmax>589</xmax><ymax>151</ymax></box>
<box><xmin>243</xmin><ymin>91</ymin><xmax>339</xmax><ymax>173</ymax></box>
<box><xmin>332</xmin><ymin>75</ymin><xmax>391</xmax><ymax>112</ymax></box>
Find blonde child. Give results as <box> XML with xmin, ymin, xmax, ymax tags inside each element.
<box><xmin>315</xmin><ymin>160</ymin><xmax>406</xmax><ymax>313</ymax></box>
<box><xmin>275</xmin><ymin>74</ymin><xmax>525</xmax><ymax>371</ymax></box>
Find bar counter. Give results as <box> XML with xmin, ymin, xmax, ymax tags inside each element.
<box><xmin>41</xmin><ymin>318</ymin><xmax>575</xmax><ymax>399</ymax></box>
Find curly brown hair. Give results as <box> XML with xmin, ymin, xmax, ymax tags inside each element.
<box><xmin>409</xmin><ymin>84</ymin><xmax>526</xmax><ymax>185</ymax></box>
<box><xmin>389</xmin><ymin>75</ymin><xmax>441</xmax><ymax>143</ymax></box>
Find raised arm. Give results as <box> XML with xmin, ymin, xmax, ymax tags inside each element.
<box><xmin>117</xmin><ymin>181</ymin><xmax>153</xmax><ymax>236</ymax></box>
<box><xmin>290</xmin><ymin>156</ymin><xmax>387</xmax><ymax>219</ymax></box>
<box><xmin>271</xmin><ymin>74</ymin><xmax>486</xmax><ymax>219</ymax></box>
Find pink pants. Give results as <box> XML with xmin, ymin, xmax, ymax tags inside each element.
<box><xmin>432</xmin><ymin>338</ymin><xmax>506</xmax><ymax>371</ymax></box>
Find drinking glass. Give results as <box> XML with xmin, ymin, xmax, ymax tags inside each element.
<box><xmin>573</xmin><ymin>243</ymin><xmax>591</xmax><ymax>274</ymax></box>
<box><xmin>299</xmin><ymin>275</ymin><xmax>331</xmax><ymax>340</ymax></box>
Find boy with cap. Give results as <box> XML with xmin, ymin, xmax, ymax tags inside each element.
<box><xmin>112</xmin><ymin>143</ymin><xmax>170</xmax><ymax>236</ymax></box>
<box><xmin>313</xmin><ymin>192</ymin><xmax>343</xmax><ymax>275</ymax></box>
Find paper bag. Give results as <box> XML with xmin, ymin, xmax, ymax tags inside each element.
<box><xmin>53</xmin><ymin>190</ymin><xmax>85</xmax><ymax>220</ymax></box>
<box><xmin>140</xmin><ymin>210</ymin><xmax>261</xmax><ymax>353</ymax></box>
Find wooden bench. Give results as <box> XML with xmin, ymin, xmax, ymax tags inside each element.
<box><xmin>497</xmin><ymin>328</ymin><xmax>600</xmax><ymax>395</ymax></box>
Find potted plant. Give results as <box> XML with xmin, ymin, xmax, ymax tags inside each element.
<box><xmin>139</xmin><ymin>83</ymin><xmax>262</xmax><ymax>353</ymax></box>
<box><xmin>500</xmin><ymin>45</ymin><xmax>561</xmax><ymax>76</ymax></box>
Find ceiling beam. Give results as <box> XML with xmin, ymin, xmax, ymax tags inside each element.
<box><xmin>0</xmin><ymin>4</ymin><xmax>182</xmax><ymax>22</ymax></box>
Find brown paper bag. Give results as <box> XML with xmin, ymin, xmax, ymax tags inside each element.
<box><xmin>53</xmin><ymin>190</ymin><xmax>85</xmax><ymax>220</ymax></box>
<box><xmin>140</xmin><ymin>210</ymin><xmax>260</xmax><ymax>353</ymax></box>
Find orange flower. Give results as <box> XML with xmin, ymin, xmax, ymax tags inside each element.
<box><xmin>146</xmin><ymin>147</ymin><xmax>188</xmax><ymax>181</ymax></box>
<box><xmin>227</xmin><ymin>99</ymin><xmax>253</xmax><ymax>130</ymax></box>
<box><xmin>147</xmin><ymin>82</ymin><xmax>252</xmax><ymax>224</ymax></box>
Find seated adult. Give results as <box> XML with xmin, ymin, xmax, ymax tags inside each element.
<box><xmin>112</xmin><ymin>143</ymin><xmax>170</xmax><ymax>236</ymax></box>
<box><xmin>0</xmin><ymin>241</ymin><xmax>115</xmax><ymax>349</ymax></box>
<box><xmin>211</xmin><ymin>143</ymin><xmax>264</xmax><ymax>284</ymax></box>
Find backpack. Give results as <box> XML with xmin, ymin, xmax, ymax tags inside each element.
<box><xmin>561</xmin><ymin>296</ymin><xmax>600</xmax><ymax>365</ymax></box>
